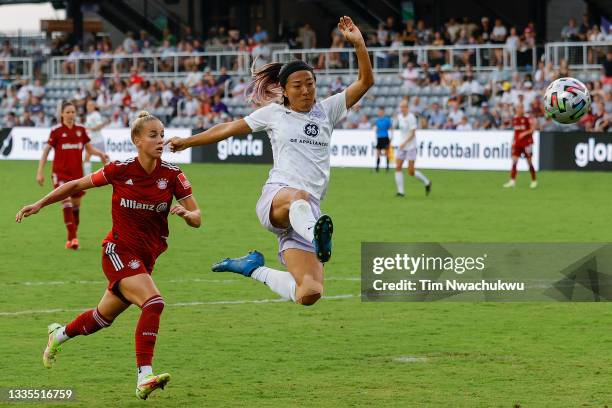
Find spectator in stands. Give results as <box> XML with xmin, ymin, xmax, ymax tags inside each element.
<box><xmin>459</xmin><ymin>73</ymin><xmax>484</xmax><ymax>105</ymax></box>
<box><xmin>28</xmin><ymin>96</ymin><xmax>44</xmax><ymax>115</ymax></box>
<box><xmin>344</xmin><ymin>104</ymin><xmax>361</xmax><ymax>129</ymax></box>
<box><xmin>357</xmin><ymin>114</ymin><xmax>371</xmax><ymax>129</ymax></box>
<box><xmin>33</xmin><ymin>110</ymin><xmax>51</xmax><ymax>127</ymax></box>
<box><xmin>184</xmin><ymin>65</ymin><xmax>202</xmax><ymax>88</ymax></box>
<box><xmin>183</xmin><ymin>93</ymin><xmax>200</xmax><ymax>116</ymax></box>
<box><xmin>455</xmin><ymin>115</ymin><xmax>472</xmax><ymax>130</ymax></box>
<box><xmin>409</xmin><ymin>96</ymin><xmax>424</xmax><ymax>116</ymax></box>
<box><xmin>400</xmin><ymin>61</ymin><xmax>419</xmax><ymax>90</ymax></box>
<box><xmin>252</xmin><ymin>24</ymin><xmax>269</xmax><ymax>43</ymax></box>
<box><xmin>402</xmin><ymin>20</ymin><xmax>417</xmax><ymax>46</ymax></box>
<box><xmin>448</xmin><ymin>101</ymin><xmax>465</xmax><ymax>124</ymax></box>
<box><xmin>3</xmin><ymin>111</ymin><xmax>18</xmax><ymax>127</ymax></box>
<box><xmin>297</xmin><ymin>23</ymin><xmax>317</xmax><ymax>49</ymax></box>
<box><xmin>415</xmin><ymin>20</ymin><xmax>432</xmax><ymax>45</ymax></box>
<box><xmin>21</xmin><ymin>111</ymin><xmax>35</xmax><ymax>127</ymax></box>
<box><xmin>377</xmin><ymin>22</ymin><xmax>390</xmax><ymax>46</ymax></box>
<box><xmin>62</xmin><ymin>44</ymin><xmax>83</xmax><ymax>75</ymax></box>
<box><xmin>2</xmin><ymin>87</ymin><xmax>17</xmax><ymax>109</ymax></box>
<box><xmin>561</xmin><ymin>18</ymin><xmax>580</xmax><ymax>41</ymax></box>
<box><xmin>252</xmin><ymin>38</ymin><xmax>272</xmax><ymax>70</ymax></box>
<box><xmin>476</xmin><ymin>17</ymin><xmax>492</xmax><ymax>43</ymax></box>
<box><xmin>216</xmin><ymin>66</ymin><xmax>232</xmax><ymax>88</ymax></box>
<box><xmin>479</xmin><ymin>102</ymin><xmax>498</xmax><ymax>129</ymax></box>
<box><xmin>212</xmin><ymin>94</ymin><xmax>228</xmax><ymax>115</ymax></box>
<box><xmin>31</xmin><ymin>79</ymin><xmax>45</xmax><ymax>98</ymax></box>
<box><xmin>603</xmin><ymin>51</ymin><xmax>612</xmax><ymax>85</ymax></box>
<box><xmin>425</xmin><ymin>102</ymin><xmax>446</xmax><ymax>129</ymax></box>
<box><xmin>446</xmin><ymin>18</ymin><xmax>461</xmax><ymax>43</ymax></box>
<box><xmin>330</xmin><ymin>76</ymin><xmax>344</xmax><ymax>94</ymax></box>
<box><xmin>231</xmin><ymin>77</ymin><xmax>248</xmax><ymax>100</ymax></box>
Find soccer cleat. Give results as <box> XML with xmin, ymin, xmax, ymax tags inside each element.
<box><xmin>211</xmin><ymin>250</ymin><xmax>264</xmax><ymax>277</ymax></box>
<box><xmin>313</xmin><ymin>214</ymin><xmax>333</xmax><ymax>263</ymax></box>
<box><xmin>65</xmin><ymin>238</ymin><xmax>79</xmax><ymax>250</ymax></box>
<box><xmin>43</xmin><ymin>323</ymin><xmax>63</xmax><ymax>369</ymax></box>
<box><xmin>396</xmin><ymin>192</ymin><xmax>405</xmax><ymax>198</ymax></box>
<box><xmin>135</xmin><ymin>373</ymin><xmax>171</xmax><ymax>400</ymax></box>
<box><xmin>530</xmin><ymin>180</ymin><xmax>538</xmax><ymax>189</ymax></box>
<box><xmin>503</xmin><ymin>179</ymin><xmax>516</xmax><ymax>188</ymax></box>
<box><xmin>425</xmin><ymin>181</ymin><xmax>432</xmax><ymax>196</ymax></box>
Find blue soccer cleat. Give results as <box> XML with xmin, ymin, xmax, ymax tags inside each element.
<box><xmin>211</xmin><ymin>250</ymin><xmax>264</xmax><ymax>277</ymax></box>
<box><xmin>313</xmin><ymin>214</ymin><xmax>333</xmax><ymax>263</ymax></box>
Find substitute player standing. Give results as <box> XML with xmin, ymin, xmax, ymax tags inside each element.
<box><xmin>503</xmin><ymin>103</ymin><xmax>537</xmax><ymax>188</ymax></box>
<box><xmin>393</xmin><ymin>100</ymin><xmax>431</xmax><ymax>197</ymax></box>
<box><xmin>374</xmin><ymin>106</ymin><xmax>392</xmax><ymax>172</ymax></box>
<box><xmin>36</xmin><ymin>101</ymin><xmax>109</xmax><ymax>249</ymax></box>
<box><xmin>17</xmin><ymin>111</ymin><xmax>201</xmax><ymax>400</ymax></box>
<box><xmin>165</xmin><ymin>16</ymin><xmax>373</xmax><ymax>306</ymax></box>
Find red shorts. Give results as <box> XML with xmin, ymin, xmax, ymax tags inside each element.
<box><xmin>101</xmin><ymin>242</ymin><xmax>156</xmax><ymax>300</ymax></box>
<box><xmin>53</xmin><ymin>173</ymin><xmax>85</xmax><ymax>199</ymax></box>
<box><xmin>512</xmin><ymin>143</ymin><xmax>533</xmax><ymax>158</ymax></box>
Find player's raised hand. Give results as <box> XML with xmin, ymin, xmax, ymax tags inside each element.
<box><xmin>36</xmin><ymin>171</ymin><xmax>44</xmax><ymax>186</ymax></box>
<box><xmin>16</xmin><ymin>203</ymin><xmax>41</xmax><ymax>223</ymax></box>
<box><xmin>164</xmin><ymin>137</ymin><xmax>188</xmax><ymax>152</ymax></box>
<box><xmin>338</xmin><ymin>16</ymin><xmax>364</xmax><ymax>46</ymax></box>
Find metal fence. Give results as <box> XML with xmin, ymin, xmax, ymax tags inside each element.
<box><xmin>48</xmin><ymin>50</ymin><xmax>252</xmax><ymax>79</ymax></box>
<box><xmin>273</xmin><ymin>44</ymin><xmax>537</xmax><ymax>75</ymax></box>
<box><xmin>0</xmin><ymin>57</ymin><xmax>34</xmax><ymax>79</ymax></box>
<box><xmin>544</xmin><ymin>41</ymin><xmax>612</xmax><ymax>70</ymax></box>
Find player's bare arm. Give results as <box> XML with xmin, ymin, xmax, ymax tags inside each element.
<box><xmin>339</xmin><ymin>16</ymin><xmax>374</xmax><ymax>109</ymax></box>
<box><xmin>171</xmin><ymin>195</ymin><xmax>201</xmax><ymax>228</ymax></box>
<box><xmin>84</xmin><ymin>142</ymin><xmax>110</xmax><ymax>163</ymax></box>
<box><xmin>36</xmin><ymin>144</ymin><xmax>52</xmax><ymax>186</ymax></box>
<box><xmin>16</xmin><ymin>175</ymin><xmax>97</xmax><ymax>222</ymax></box>
<box><xmin>165</xmin><ymin>119</ymin><xmax>252</xmax><ymax>152</ymax></box>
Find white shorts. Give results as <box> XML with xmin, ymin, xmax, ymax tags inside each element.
<box><xmin>255</xmin><ymin>183</ymin><xmax>321</xmax><ymax>265</ymax></box>
<box><xmin>396</xmin><ymin>147</ymin><xmax>417</xmax><ymax>162</ymax></box>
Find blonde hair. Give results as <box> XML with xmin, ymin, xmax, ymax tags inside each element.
<box><xmin>130</xmin><ymin>110</ymin><xmax>161</xmax><ymax>142</ymax></box>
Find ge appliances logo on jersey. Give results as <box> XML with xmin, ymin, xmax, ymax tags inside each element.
<box><xmin>303</xmin><ymin>123</ymin><xmax>319</xmax><ymax>137</ymax></box>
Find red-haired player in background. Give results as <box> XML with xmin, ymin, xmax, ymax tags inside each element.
<box><xmin>36</xmin><ymin>100</ymin><xmax>109</xmax><ymax>249</ymax></box>
<box><xmin>17</xmin><ymin>111</ymin><xmax>201</xmax><ymax>400</ymax></box>
<box><xmin>503</xmin><ymin>103</ymin><xmax>538</xmax><ymax>189</ymax></box>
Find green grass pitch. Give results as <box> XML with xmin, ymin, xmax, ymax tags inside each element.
<box><xmin>1</xmin><ymin>160</ymin><xmax>611</xmax><ymax>407</ymax></box>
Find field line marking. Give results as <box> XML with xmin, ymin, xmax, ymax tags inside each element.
<box><xmin>0</xmin><ymin>294</ymin><xmax>357</xmax><ymax>316</ymax></box>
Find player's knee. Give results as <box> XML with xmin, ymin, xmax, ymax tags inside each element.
<box><xmin>296</xmin><ymin>278</ymin><xmax>323</xmax><ymax>306</ymax></box>
<box><xmin>140</xmin><ymin>295</ymin><xmax>165</xmax><ymax>314</ymax></box>
<box><xmin>292</xmin><ymin>189</ymin><xmax>310</xmax><ymax>203</ymax></box>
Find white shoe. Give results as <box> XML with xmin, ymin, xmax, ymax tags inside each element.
<box><xmin>503</xmin><ymin>180</ymin><xmax>516</xmax><ymax>188</ymax></box>
<box><xmin>43</xmin><ymin>323</ymin><xmax>63</xmax><ymax>368</ymax></box>
<box><xmin>530</xmin><ymin>180</ymin><xmax>538</xmax><ymax>189</ymax></box>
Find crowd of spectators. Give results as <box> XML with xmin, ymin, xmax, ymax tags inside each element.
<box><xmin>0</xmin><ymin>15</ymin><xmax>610</xmax><ymax>131</ymax></box>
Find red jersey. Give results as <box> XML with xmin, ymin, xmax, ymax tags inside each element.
<box><xmin>512</xmin><ymin>115</ymin><xmax>533</xmax><ymax>148</ymax></box>
<box><xmin>90</xmin><ymin>158</ymin><xmax>193</xmax><ymax>261</ymax></box>
<box><xmin>47</xmin><ymin>123</ymin><xmax>90</xmax><ymax>180</ymax></box>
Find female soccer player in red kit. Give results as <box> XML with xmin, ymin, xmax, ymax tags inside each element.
<box><xmin>36</xmin><ymin>101</ymin><xmax>109</xmax><ymax>249</ymax></box>
<box><xmin>17</xmin><ymin>111</ymin><xmax>201</xmax><ymax>400</ymax></box>
<box><xmin>503</xmin><ymin>103</ymin><xmax>538</xmax><ymax>188</ymax></box>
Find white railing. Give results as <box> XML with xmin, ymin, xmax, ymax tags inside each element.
<box><xmin>545</xmin><ymin>41</ymin><xmax>612</xmax><ymax>70</ymax></box>
<box><xmin>273</xmin><ymin>44</ymin><xmax>537</xmax><ymax>75</ymax></box>
<box><xmin>48</xmin><ymin>51</ymin><xmax>252</xmax><ymax>79</ymax></box>
<box><xmin>0</xmin><ymin>57</ymin><xmax>33</xmax><ymax>79</ymax></box>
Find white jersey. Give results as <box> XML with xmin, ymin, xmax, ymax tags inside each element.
<box><xmin>394</xmin><ymin>112</ymin><xmax>418</xmax><ymax>150</ymax></box>
<box><xmin>244</xmin><ymin>91</ymin><xmax>347</xmax><ymax>200</ymax></box>
<box><xmin>85</xmin><ymin>111</ymin><xmax>104</xmax><ymax>143</ymax></box>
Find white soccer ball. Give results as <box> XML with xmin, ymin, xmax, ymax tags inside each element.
<box><xmin>544</xmin><ymin>77</ymin><xmax>591</xmax><ymax>124</ymax></box>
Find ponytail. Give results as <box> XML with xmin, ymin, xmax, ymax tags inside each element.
<box><xmin>246</xmin><ymin>61</ymin><xmax>284</xmax><ymax>106</ymax></box>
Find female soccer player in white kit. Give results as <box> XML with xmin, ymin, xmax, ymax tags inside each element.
<box><xmin>83</xmin><ymin>100</ymin><xmax>108</xmax><ymax>175</ymax></box>
<box><xmin>166</xmin><ymin>16</ymin><xmax>373</xmax><ymax>306</ymax></box>
<box><xmin>393</xmin><ymin>100</ymin><xmax>431</xmax><ymax>197</ymax></box>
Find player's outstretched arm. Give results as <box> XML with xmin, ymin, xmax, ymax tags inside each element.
<box><xmin>171</xmin><ymin>195</ymin><xmax>201</xmax><ymax>228</ymax></box>
<box><xmin>16</xmin><ymin>176</ymin><xmax>97</xmax><ymax>223</ymax></box>
<box><xmin>338</xmin><ymin>16</ymin><xmax>374</xmax><ymax>109</ymax></box>
<box><xmin>84</xmin><ymin>142</ymin><xmax>110</xmax><ymax>164</ymax></box>
<box><xmin>36</xmin><ymin>144</ymin><xmax>52</xmax><ymax>186</ymax></box>
<box><xmin>165</xmin><ymin>119</ymin><xmax>252</xmax><ymax>152</ymax></box>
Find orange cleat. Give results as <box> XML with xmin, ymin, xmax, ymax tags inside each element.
<box><xmin>65</xmin><ymin>238</ymin><xmax>79</xmax><ymax>250</ymax></box>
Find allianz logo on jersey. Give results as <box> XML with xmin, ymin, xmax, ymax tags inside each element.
<box><xmin>120</xmin><ymin>198</ymin><xmax>168</xmax><ymax>213</ymax></box>
<box><xmin>217</xmin><ymin>134</ymin><xmax>263</xmax><ymax>160</ymax></box>
<box><xmin>61</xmin><ymin>142</ymin><xmax>83</xmax><ymax>150</ymax></box>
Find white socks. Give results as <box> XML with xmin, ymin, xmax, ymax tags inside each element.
<box><xmin>288</xmin><ymin>199</ymin><xmax>316</xmax><ymax>243</ymax></box>
<box><xmin>138</xmin><ymin>365</ymin><xmax>153</xmax><ymax>383</ymax></box>
<box><xmin>251</xmin><ymin>267</ymin><xmax>296</xmax><ymax>302</ymax></box>
<box><xmin>56</xmin><ymin>326</ymin><xmax>70</xmax><ymax>344</ymax></box>
<box><xmin>414</xmin><ymin>170</ymin><xmax>430</xmax><ymax>186</ymax></box>
<box><xmin>395</xmin><ymin>171</ymin><xmax>404</xmax><ymax>195</ymax></box>
<box><xmin>83</xmin><ymin>161</ymin><xmax>92</xmax><ymax>175</ymax></box>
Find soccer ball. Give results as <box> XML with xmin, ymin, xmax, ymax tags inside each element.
<box><xmin>544</xmin><ymin>77</ymin><xmax>591</xmax><ymax>124</ymax></box>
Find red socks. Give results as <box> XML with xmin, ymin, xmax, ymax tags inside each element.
<box><xmin>72</xmin><ymin>206</ymin><xmax>80</xmax><ymax>229</ymax></box>
<box><xmin>510</xmin><ymin>163</ymin><xmax>517</xmax><ymax>180</ymax></box>
<box><xmin>61</xmin><ymin>202</ymin><xmax>77</xmax><ymax>241</ymax></box>
<box><xmin>529</xmin><ymin>164</ymin><xmax>536</xmax><ymax>181</ymax></box>
<box><xmin>135</xmin><ymin>295</ymin><xmax>165</xmax><ymax>367</ymax></box>
<box><xmin>65</xmin><ymin>308</ymin><xmax>111</xmax><ymax>337</ymax></box>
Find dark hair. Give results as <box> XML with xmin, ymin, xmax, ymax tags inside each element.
<box><xmin>246</xmin><ymin>60</ymin><xmax>315</xmax><ymax>106</ymax></box>
<box><xmin>58</xmin><ymin>100</ymin><xmax>75</xmax><ymax>124</ymax></box>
